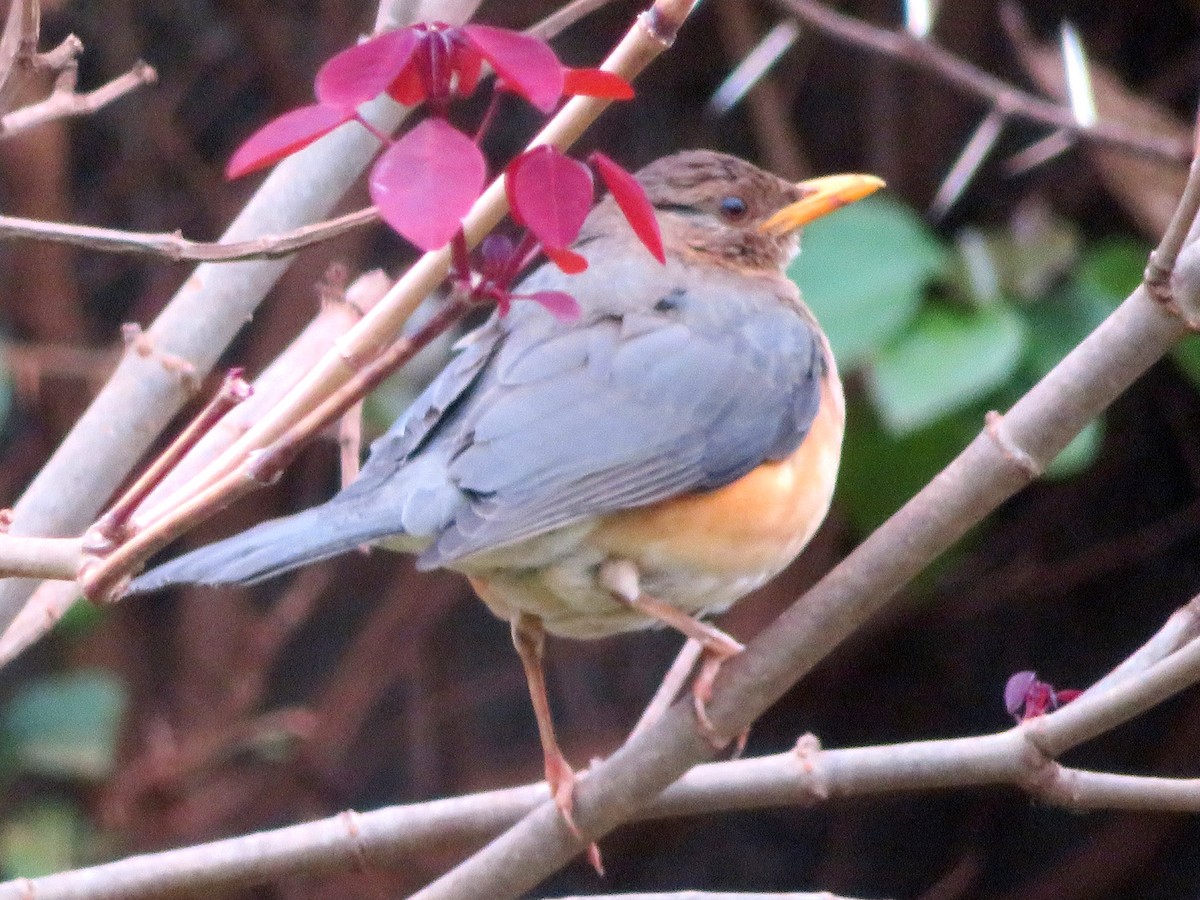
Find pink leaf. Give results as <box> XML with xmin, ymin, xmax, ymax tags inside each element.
<box><xmin>545</xmin><ymin>247</ymin><xmax>588</xmax><ymax>274</ymax></box>
<box><xmin>370</xmin><ymin>119</ymin><xmax>486</xmax><ymax>250</ymax></box>
<box><xmin>506</xmin><ymin>146</ymin><xmax>593</xmax><ymax>251</ymax></box>
<box><xmin>462</xmin><ymin>25</ymin><xmax>564</xmax><ymax>113</ymax></box>
<box><xmin>517</xmin><ymin>290</ymin><xmax>581</xmax><ymax>321</ymax></box>
<box><xmin>563</xmin><ymin>68</ymin><xmax>634</xmax><ymax>100</ymax></box>
<box><xmin>226</xmin><ymin>104</ymin><xmax>353</xmax><ymax>179</ymax></box>
<box><xmin>316</xmin><ymin>29</ymin><xmax>419</xmax><ymax>107</ymax></box>
<box><xmin>1003</xmin><ymin>671</ymin><xmax>1038</xmax><ymax>718</ymax></box>
<box><xmin>591</xmin><ymin>152</ymin><xmax>665</xmax><ymax>264</ymax></box>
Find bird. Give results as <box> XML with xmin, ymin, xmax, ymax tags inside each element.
<box><xmin>130</xmin><ymin>150</ymin><xmax>882</xmax><ymax>836</ymax></box>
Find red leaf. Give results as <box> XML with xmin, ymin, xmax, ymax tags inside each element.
<box><xmin>516</xmin><ymin>290</ymin><xmax>581</xmax><ymax>321</ymax></box>
<box><xmin>450</xmin><ymin>37</ymin><xmax>483</xmax><ymax>96</ymax></box>
<box><xmin>462</xmin><ymin>25</ymin><xmax>564</xmax><ymax>113</ymax></box>
<box><xmin>545</xmin><ymin>247</ymin><xmax>588</xmax><ymax>274</ymax></box>
<box><xmin>370</xmin><ymin>119</ymin><xmax>486</xmax><ymax>250</ymax></box>
<box><xmin>388</xmin><ymin>61</ymin><xmax>426</xmax><ymax>105</ymax></box>
<box><xmin>591</xmin><ymin>152</ymin><xmax>665</xmax><ymax>264</ymax></box>
<box><xmin>506</xmin><ymin>146</ymin><xmax>593</xmax><ymax>251</ymax></box>
<box><xmin>226</xmin><ymin>104</ymin><xmax>353</xmax><ymax>179</ymax></box>
<box><xmin>316</xmin><ymin>29</ymin><xmax>418</xmax><ymax>107</ymax></box>
<box><xmin>563</xmin><ymin>68</ymin><xmax>634</xmax><ymax>100</ymax></box>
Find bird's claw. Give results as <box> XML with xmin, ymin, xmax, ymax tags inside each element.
<box><xmin>691</xmin><ymin>639</ymin><xmax>747</xmax><ymax>751</ymax></box>
<box><xmin>545</xmin><ymin>751</ymin><xmax>604</xmax><ymax>875</ymax></box>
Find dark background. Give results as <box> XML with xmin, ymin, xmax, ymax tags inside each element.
<box><xmin>2</xmin><ymin>0</ymin><xmax>1200</xmax><ymax>897</ymax></box>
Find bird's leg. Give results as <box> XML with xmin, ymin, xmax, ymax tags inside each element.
<box><xmin>600</xmin><ymin>560</ymin><xmax>745</xmax><ymax>748</ymax></box>
<box><xmin>510</xmin><ymin>613</ymin><xmax>577</xmax><ymax>826</ymax></box>
<box><xmin>510</xmin><ymin>614</ymin><xmax>604</xmax><ymax>873</ymax></box>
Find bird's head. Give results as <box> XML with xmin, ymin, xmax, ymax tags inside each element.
<box><xmin>625</xmin><ymin>150</ymin><xmax>883</xmax><ymax>273</ymax></box>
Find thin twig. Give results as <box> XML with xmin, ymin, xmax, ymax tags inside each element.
<box><xmin>0</xmin><ymin>1</ymin><xmax>622</xmax><ymax>260</ymax></box>
<box><xmin>0</xmin><ymin>0</ymin><xmax>40</xmax><ymax>112</ymax></box>
<box><xmin>929</xmin><ymin>108</ymin><xmax>1004</xmax><ymax>221</ymax></box>
<box><xmin>90</xmin><ymin>370</ymin><xmax>252</xmax><ymax>547</ymax></box>
<box><xmin>629</xmin><ymin>637</ymin><xmax>702</xmax><ymax>739</ymax></box>
<box><xmin>0</xmin><ymin>0</ymin><xmax>471</xmax><ymax>636</ymax></box>
<box><xmin>0</xmin><ymin>58</ymin><xmax>156</xmax><ymax>136</ymax></box>
<box><xmin>0</xmin><ymin>207</ymin><xmax>380</xmax><ymax>262</ymax></box>
<box><xmin>769</xmin><ymin>0</ymin><xmax>1191</xmax><ymax>165</ymax></box>
<box><xmin>78</xmin><ymin>294</ymin><xmax>472</xmax><ymax>601</ymax></box>
<box><xmin>0</xmin><ymin>274</ymin><xmax>389</xmax><ymax>666</ymax></box>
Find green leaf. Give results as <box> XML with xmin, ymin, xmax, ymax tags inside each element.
<box><xmin>790</xmin><ymin>196</ymin><xmax>947</xmax><ymax>369</ymax></box>
<box><xmin>2</xmin><ymin>671</ymin><xmax>126</xmax><ymax>780</ymax></box>
<box><xmin>837</xmin><ymin>399</ymin><xmax>980</xmax><ymax>533</ymax></box>
<box><xmin>1076</xmin><ymin>237</ymin><xmax>1148</xmax><ymax>308</ymax></box>
<box><xmin>0</xmin><ymin>801</ymin><xmax>90</xmax><ymax>878</ymax></box>
<box><xmin>1045</xmin><ymin>418</ymin><xmax>1104</xmax><ymax>479</ymax></box>
<box><xmin>948</xmin><ymin>212</ymin><xmax>1079</xmax><ymax>304</ymax></box>
<box><xmin>866</xmin><ymin>304</ymin><xmax>1026</xmax><ymax>435</ymax></box>
<box><xmin>1021</xmin><ymin>285</ymin><xmax>1112</xmax><ymax>376</ymax></box>
<box><xmin>1172</xmin><ymin>334</ymin><xmax>1200</xmax><ymax>389</ymax></box>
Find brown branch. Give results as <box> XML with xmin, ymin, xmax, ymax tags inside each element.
<box><xmin>0</xmin><ymin>206</ymin><xmax>380</xmax><ymax>262</ymax></box>
<box><xmin>90</xmin><ymin>370</ymin><xmax>253</xmax><ymax>547</ymax></box>
<box><xmin>0</xmin><ymin>0</ymin><xmax>470</xmax><ymax>637</ymax></box>
<box><xmin>0</xmin><ymin>271</ymin><xmax>390</xmax><ymax>669</ymax></box>
<box><xmin>0</xmin><ymin>58</ymin><xmax>156</xmax><ymax>137</ymax></box>
<box><xmin>8</xmin><ymin>590</ymin><xmax>1200</xmax><ymax>898</ymax></box>
<box><xmin>77</xmin><ymin>289</ymin><xmax>472</xmax><ymax>601</ymax></box>
<box><xmin>32</xmin><ymin>33</ymin><xmax>80</xmax><ymax>71</ymax></box>
<box><xmin>768</xmin><ymin>0</ymin><xmax>1191</xmax><ymax>165</ymax></box>
<box><xmin>0</xmin><ymin>0</ymin><xmax>40</xmax><ymax>113</ymax></box>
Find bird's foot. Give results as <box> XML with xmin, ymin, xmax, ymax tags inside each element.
<box><xmin>691</xmin><ymin>633</ymin><xmax>746</xmax><ymax>750</ymax></box>
<box><xmin>600</xmin><ymin>559</ymin><xmax>748</xmax><ymax>750</ymax></box>
<box><xmin>544</xmin><ymin>750</ymin><xmax>604</xmax><ymax>876</ymax></box>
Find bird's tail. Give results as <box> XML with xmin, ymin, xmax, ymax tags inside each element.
<box><xmin>128</xmin><ymin>501</ymin><xmax>412</xmax><ymax>593</ymax></box>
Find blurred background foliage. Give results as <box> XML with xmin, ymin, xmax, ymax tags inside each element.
<box><xmin>794</xmin><ymin>196</ymin><xmax>1151</xmax><ymax>531</ymax></box>
<box><xmin>2</xmin><ymin>0</ymin><xmax>1200</xmax><ymax>898</ymax></box>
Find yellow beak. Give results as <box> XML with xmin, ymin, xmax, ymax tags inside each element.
<box><xmin>759</xmin><ymin>173</ymin><xmax>886</xmax><ymax>235</ymax></box>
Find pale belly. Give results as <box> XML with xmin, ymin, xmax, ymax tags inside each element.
<box><xmin>460</xmin><ymin>374</ymin><xmax>846</xmax><ymax>640</ymax></box>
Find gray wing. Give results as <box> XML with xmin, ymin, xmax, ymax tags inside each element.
<box><xmin>416</xmin><ymin>280</ymin><xmax>826</xmax><ymax>568</ymax></box>
<box><xmin>129</xmin><ymin>319</ymin><xmax>506</xmax><ymax>591</ymax></box>
<box><xmin>131</xmin><ymin>269</ymin><xmax>825</xmax><ymax>591</ymax></box>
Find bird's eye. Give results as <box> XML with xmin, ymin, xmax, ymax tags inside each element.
<box><xmin>719</xmin><ymin>196</ymin><xmax>748</xmax><ymax>220</ymax></box>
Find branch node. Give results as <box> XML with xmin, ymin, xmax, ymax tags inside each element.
<box><xmin>793</xmin><ymin>732</ymin><xmax>831</xmax><ymax>801</ymax></box>
<box><xmin>338</xmin><ymin>809</ymin><xmax>373</xmax><ymax>871</ymax></box>
<box><xmin>34</xmin><ymin>35</ymin><xmax>84</xmax><ymax>71</ymax></box>
<box><xmin>985</xmin><ymin>410</ymin><xmax>1041</xmax><ymax>478</ymax></box>
<box><xmin>1144</xmin><ymin>255</ymin><xmax>1200</xmax><ymax>331</ymax></box>
<box><xmin>122</xmin><ymin>323</ymin><xmax>201</xmax><ymax>392</ymax></box>
<box><xmin>642</xmin><ymin>0</ymin><xmax>696</xmax><ymax>47</ymax></box>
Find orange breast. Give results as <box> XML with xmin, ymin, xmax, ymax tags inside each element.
<box><xmin>589</xmin><ymin>369</ymin><xmax>845</xmax><ymax>579</ymax></box>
